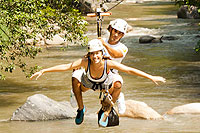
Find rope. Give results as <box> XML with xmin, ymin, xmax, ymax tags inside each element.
<box><xmin>106</xmin><ymin>0</ymin><xmax>125</xmax><ymax>12</ymax></box>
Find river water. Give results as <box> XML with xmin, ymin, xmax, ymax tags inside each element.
<box><xmin>1</xmin><ymin>1</ymin><xmax>200</xmax><ymax>133</ymax></box>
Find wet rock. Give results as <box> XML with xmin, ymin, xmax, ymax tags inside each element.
<box><xmin>45</xmin><ymin>34</ymin><xmax>66</xmax><ymax>45</ymax></box>
<box><xmin>120</xmin><ymin>100</ymin><xmax>163</xmax><ymax>120</ymax></box>
<box><xmin>177</xmin><ymin>5</ymin><xmax>200</xmax><ymax>19</ymax></box>
<box><xmin>139</xmin><ymin>35</ymin><xmax>163</xmax><ymax>43</ymax></box>
<box><xmin>162</xmin><ymin>35</ymin><xmax>179</xmax><ymax>40</ymax></box>
<box><xmin>78</xmin><ymin>0</ymin><xmax>94</xmax><ymax>14</ymax></box>
<box><xmin>190</xmin><ymin>6</ymin><xmax>200</xmax><ymax>19</ymax></box>
<box><xmin>11</xmin><ymin>94</ymin><xmax>76</xmax><ymax>121</ymax></box>
<box><xmin>195</xmin><ymin>35</ymin><xmax>200</xmax><ymax>38</ymax></box>
<box><xmin>177</xmin><ymin>5</ymin><xmax>190</xmax><ymax>19</ymax></box>
<box><xmin>166</xmin><ymin>103</ymin><xmax>200</xmax><ymax>114</ymax></box>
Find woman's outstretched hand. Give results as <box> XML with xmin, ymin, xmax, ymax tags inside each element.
<box><xmin>30</xmin><ymin>70</ymin><xmax>44</xmax><ymax>80</ymax></box>
<box><xmin>150</xmin><ymin>76</ymin><xmax>166</xmax><ymax>85</ymax></box>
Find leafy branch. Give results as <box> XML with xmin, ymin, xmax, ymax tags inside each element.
<box><xmin>0</xmin><ymin>0</ymin><xmax>87</xmax><ymax>80</ymax></box>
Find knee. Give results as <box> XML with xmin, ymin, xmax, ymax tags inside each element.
<box><xmin>113</xmin><ymin>81</ymin><xmax>122</xmax><ymax>90</ymax></box>
<box><xmin>72</xmin><ymin>77</ymin><xmax>81</xmax><ymax>91</ymax></box>
<box><xmin>72</xmin><ymin>77</ymin><xmax>79</xmax><ymax>85</ymax></box>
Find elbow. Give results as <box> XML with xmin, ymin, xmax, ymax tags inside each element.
<box><xmin>112</xmin><ymin>54</ymin><xmax>123</xmax><ymax>58</ymax></box>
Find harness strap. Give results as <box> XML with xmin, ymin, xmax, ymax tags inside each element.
<box><xmin>88</xmin><ymin>78</ymin><xmax>112</xmax><ymax>99</ymax></box>
<box><xmin>89</xmin><ymin>79</ymin><xmax>104</xmax><ymax>91</ymax></box>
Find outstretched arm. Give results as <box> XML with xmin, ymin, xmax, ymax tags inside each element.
<box><xmin>108</xmin><ymin>60</ymin><xmax>166</xmax><ymax>85</ymax></box>
<box><xmin>30</xmin><ymin>58</ymin><xmax>86</xmax><ymax>80</ymax></box>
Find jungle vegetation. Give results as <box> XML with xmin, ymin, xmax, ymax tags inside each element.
<box><xmin>0</xmin><ymin>0</ymin><xmax>87</xmax><ymax>80</ymax></box>
<box><xmin>174</xmin><ymin>0</ymin><xmax>200</xmax><ymax>52</ymax></box>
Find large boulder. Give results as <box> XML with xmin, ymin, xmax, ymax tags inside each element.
<box><xmin>119</xmin><ymin>100</ymin><xmax>163</xmax><ymax>120</ymax></box>
<box><xmin>166</xmin><ymin>103</ymin><xmax>200</xmax><ymax>115</ymax></box>
<box><xmin>11</xmin><ymin>94</ymin><xmax>76</xmax><ymax>121</ymax></box>
<box><xmin>77</xmin><ymin>0</ymin><xmax>94</xmax><ymax>14</ymax></box>
<box><xmin>139</xmin><ymin>35</ymin><xmax>163</xmax><ymax>43</ymax></box>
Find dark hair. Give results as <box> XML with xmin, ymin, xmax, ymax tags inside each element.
<box><xmin>107</xmin><ymin>25</ymin><xmax>112</xmax><ymax>32</ymax></box>
<box><xmin>85</xmin><ymin>50</ymin><xmax>111</xmax><ymax>60</ymax></box>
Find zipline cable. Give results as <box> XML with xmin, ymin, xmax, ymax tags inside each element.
<box><xmin>87</xmin><ymin>0</ymin><xmax>125</xmax><ymax>37</ymax></box>
<box><xmin>106</xmin><ymin>0</ymin><xmax>125</xmax><ymax>12</ymax></box>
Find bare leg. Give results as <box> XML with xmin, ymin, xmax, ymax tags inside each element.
<box><xmin>72</xmin><ymin>77</ymin><xmax>84</xmax><ymax>110</ymax></box>
<box><xmin>109</xmin><ymin>81</ymin><xmax>122</xmax><ymax>103</ymax></box>
<box><xmin>72</xmin><ymin>77</ymin><xmax>91</xmax><ymax>125</ymax></box>
<box><xmin>72</xmin><ymin>77</ymin><xmax>89</xmax><ymax>110</ymax></box>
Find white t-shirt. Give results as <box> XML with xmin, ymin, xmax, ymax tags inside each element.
<box><xmin>103</xmin><ymin>38</ymin><xmax>128</xmax><ymax>63</ymax></box>
<box><xmin>103</xmin><ymin>38</ymin><xmax>128</xmax><ymax>73</ymax></box>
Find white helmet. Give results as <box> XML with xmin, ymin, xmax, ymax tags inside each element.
<box><xmin>110</xmin><ymin>19</ymin><xmax>128</xmax><ymax>34</ymax></box>
<box><xmin>87</xmin><ymin>39</ymin><xmax>104</xmax><ymax>53</ymax></box>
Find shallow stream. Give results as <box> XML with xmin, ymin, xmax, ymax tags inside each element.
<box><xmin>0</xmin><ymin>1</ymin><xmax>200</xmax><ymax>132</ymax></box>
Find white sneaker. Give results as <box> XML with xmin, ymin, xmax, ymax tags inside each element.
<box><xmin>70</xmin><ymin>89</ymin><xmax>77</xmax><ymax>108</ymax></box>
<box><xmin>116</xmin><ymin>92</ymin><xmax>126</xmax><ymax>114</ymax></box>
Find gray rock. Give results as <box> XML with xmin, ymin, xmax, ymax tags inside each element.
<box><xmin>166</xmin><ymin>103</ymin><xmax>200</xmax><ymax>115</ymax></box>
<box><xmin>190</xmin><ymin>6</ymin><xmax>200</xmax><ymax>19</ymax></box>
<box><xmin>162</xmin><ymin>35</ymin><xmax>179</xmax><ymax>40</ymax></box>
<box><xmin>139</xmin><ymin>35</ymin><xmax>163</xmax><ymax>43</ymax></box>
<box><xmin>45</xmin><ymin>34</ymin><xmax>66</xmax><ymax>45</ymax></box>
<box><xmin>78</xmin><ymin>0</ymin><xmax>94</xmax><ymax>14</ymax></box>
<box><xmin>11</xmin><ymin>94</ymin><xmax>76</xmax><ymax>121</ymax></box>
<box><xmin>177</xmin><ymin>5</ymin><xmax>190</xmax><ymax>19</ymax></box>
<box><xmin>177</xmin><ymin>5</ymin><xmax>200</xmax><ymax>19</ymax></box>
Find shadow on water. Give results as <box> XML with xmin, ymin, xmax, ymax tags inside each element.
<box><xmin>0</xmin><ymin>79</ymin><xmax>59</xmax><ymax>107</ymax></box>
<box><xmin>41</xmin><ymin>45</ymin><xmax>87</xmax><ymax>60</ymax></box>
<box><xmin>0</xmin><ymin>46</ymin><xmax>86</xmax><ymax>109</ymax></box>
<box><xmin>41</xmin><ymin>54</ymin><xmax>85</xmax><ymax>60</ymax></box>
<box><xmin>140</xmin><ymin>3</ymin><xmax>178</xmax><ymax>15</ymax></box>
<box><xmin>0</xmin><ymin>79</ymin><xmax>47</xmax><ymax>94</ymax></box>
<box><xmin>0</xmin><ymin>96</ymin><xmax>18</xmax><ymax>107</ymax></box>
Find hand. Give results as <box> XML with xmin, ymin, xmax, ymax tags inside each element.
<box><xmin>30</xmin><ymin>70</ymin><xmax>44</xmax><ymax>80</ymax></box>
<box><xmin>150</xmin><ymin>76</ymin><xmax>166</xmax><ymax>85</ymax></box>
<box><xmin>101</xmin><ymin>100</ymin><xmax>110</xmax><ymax>111</ymax></box>
<box><xmin>98</xmin><ymin>37</ymin><xmax>106</xmax><ymax>46</ymax></box>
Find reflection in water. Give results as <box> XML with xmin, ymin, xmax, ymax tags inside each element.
<box><xmin>0</xmin><ymin>1</ymin><xmax>200</xmax><ymax>132</ymax></box>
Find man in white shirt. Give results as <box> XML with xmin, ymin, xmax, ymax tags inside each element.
<box><xmin>99</xmin><ymin>19</ymin><xmax>128</xmax><ymax>115</ymax></box>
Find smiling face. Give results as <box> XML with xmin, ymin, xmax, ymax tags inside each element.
<box><xmin>108</xmin><ymin>27</ymin><xmax>124</xmax><ymax>45</ymax></box>
<box><xmin>89</xmin><ymin>50</ymin><xmax>103</xmax><ymax>64</ymax></box>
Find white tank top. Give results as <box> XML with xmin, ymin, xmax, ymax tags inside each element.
<box><xmin>86</xmin><ymin>59</ymin><xmax>108</xmax><ymax>83</ymax></box>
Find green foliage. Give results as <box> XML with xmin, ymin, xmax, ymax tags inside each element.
<box><xmin>26</xmin><ymin>65</ymin><xmax>42</xmax><ymax>78</ymax></box>
<box><xmin>174</xmin><ymin>0</ymin><xmax>200</xmax><ymax>8</ymax></box>
<box><xmin>0</xmin><ymin>0</ymin><xmax>87</xmax><ymax>79</ymax></box>
<box><xmin>173</xmin><ymin>0</ymin><xmax>200</xmax><ymax>53</ymax></box>
<box><xmin>195</xmin><ymin>40</ymin><xmax>200</xmax><ymax>52</ymax></box>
